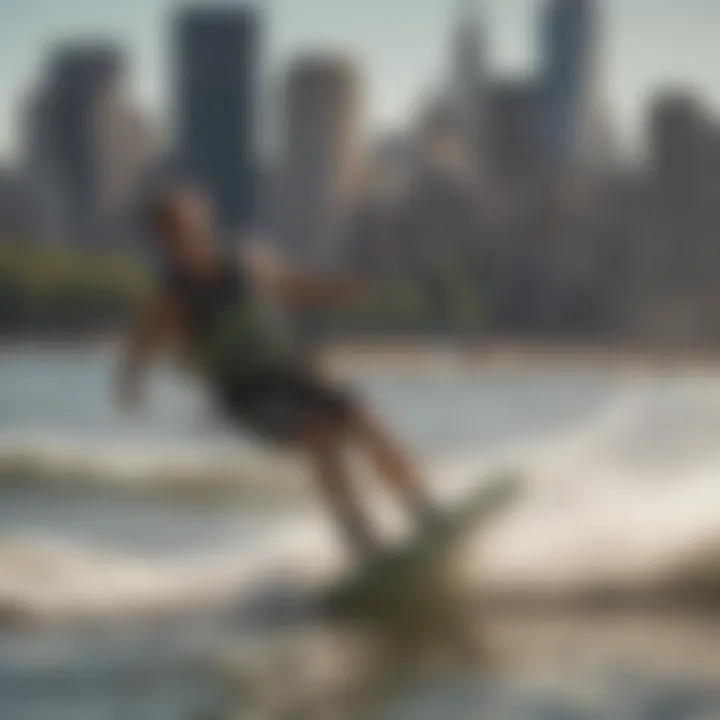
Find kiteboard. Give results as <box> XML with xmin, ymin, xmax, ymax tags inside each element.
<box><xmin>321</xmin><ymin>473</ymin><xmax>521</xmax><ymax>619</ymax></box>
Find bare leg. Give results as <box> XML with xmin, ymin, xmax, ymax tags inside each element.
<box><xmin>349</xmin><ymin>406</ymin><xmax>436</xmax><ymax>524</ymax></box>
<box><xmin>300</xmin><ymin>417</ymin><xmax>379</xmax><ymax>556</ymax></box>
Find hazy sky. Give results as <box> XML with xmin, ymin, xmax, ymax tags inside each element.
<box><xmin>0</xmin><ymin>0</ymin><xmax>719</xmax><ymax>161</ymax></box>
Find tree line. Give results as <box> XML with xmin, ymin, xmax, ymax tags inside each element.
<box><xmin>0</xmin><ymin>244</ymin><xmax>487</xmax><ymax>339</ymax></box>
<box><xmin>0</xmin><ymin>244</ymin><xmax>151</xmax><ymax>336</ymax></box>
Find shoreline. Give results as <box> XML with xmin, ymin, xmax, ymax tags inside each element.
<box><xmin>324</xmin><ymin>338</ymin><xmax>720</xmax><ymax>373</ymax></box>
<box><xmin>2</xmin><ymin>335</ymin><xmax>720</xmax><ymax>371</ymax></box>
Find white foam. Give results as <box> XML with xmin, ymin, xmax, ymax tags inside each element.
<box><xmin>472</xmin><ymin>379</ymin><xmax>720</xmax><ymax>595</ymax></box>
<box><xmin>0</xmin><ymin>433</ymin><xmax>313</xmax><ymax>499</ymax></box>
<box><xmin>5</xmin><ymin>376</ymin><xmax>720</xmax><ymax>621</ymax></box>
<box><xmin>0</xmin><ymin>520</ymin><xmax>345</xmax><ymax>625</ymax></box>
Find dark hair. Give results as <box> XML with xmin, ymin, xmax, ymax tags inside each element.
<box><xmin>132</xmin><ymin>156</ymin><xmax>198</xmax><ymax>239</ymax></box>
<box><xmin>144</xmin><ymin>185</ymin><xmax>176</xmax><ymax>237</ymax></box>
<box><xmin>144</xmin><ymin>177</ymin><xmax>206</xmax><ymax>239</ymax></box>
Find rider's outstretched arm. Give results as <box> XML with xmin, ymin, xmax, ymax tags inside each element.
<box><xmin>118</xmin><ymin>293</ymin><xmax>183</xmax><ymax>411</ymax></box>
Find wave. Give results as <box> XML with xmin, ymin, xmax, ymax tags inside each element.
<box><xmin>0</xmin><ymin>436</ymin><xmax>316</xmax><ymax>502</ymax></box>
<box><xmin>5</xmin><ymin>378</ymin><xmax>720</xmax><ymax>625</ymax></box>
<box><xmin>476</xmin><ymin>379</ymin><xmax>720</xmax><ymax>602</ymax></box>
<box><xmin>3</xmin><ymin>498</ymin><xmax>720</xmax><ymax>630</ymax></box>
<box><xmin>0</xmin><ymin>522</ymin><xmax>343</xmax><ymax>627</ymax></box>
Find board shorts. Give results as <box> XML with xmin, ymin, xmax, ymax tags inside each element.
<box><xmin>212</xmin><ymin>365</ymin><xmax>356</xmax><ymax>444</ymax></box>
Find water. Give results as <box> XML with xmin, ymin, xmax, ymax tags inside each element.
<box><xmin>1</xmin><ymin>345</ymin><xmax>720</xmax><ymax>718</ymax></box>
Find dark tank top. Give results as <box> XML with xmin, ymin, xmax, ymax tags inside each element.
<box><xmin>162</xmin><ymin>256</ymin><xmax>296</xmax><ymax>376</ymax></box>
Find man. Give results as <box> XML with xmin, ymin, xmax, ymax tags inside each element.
<box><xmin>118</xmin><ymin>182</ymin><xmax>438</xmax><ymax>557</ymax></box>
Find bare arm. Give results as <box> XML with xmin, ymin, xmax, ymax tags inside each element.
<box><xmin>243</xmin><ymin>244</ymin><xmax>364</xmax><ymax>308</ymax></box>
<box><xmin>117</xmin><ymin>292</ymin><xmax>184</xmax><ymax>411</ymax></box>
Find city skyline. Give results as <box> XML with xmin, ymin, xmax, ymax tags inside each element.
<box><xmin>1</xmin><ymin>0</ymin><xmax>720</xmax><ymax>162</ymax></box>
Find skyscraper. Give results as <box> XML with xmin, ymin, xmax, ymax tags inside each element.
<box><xmin>650</xmin><ymin>91</ymin><xmax>709</xmax><ymax>193</ymax></box>
<box><xmin>280</xmin><ymin>55</ymin><xmax>362</xmax><ymax>269</ymax></box>
<box><xmin>541</xmin><ymin>0</ymin><xmax>599</xmax><ymax>171</ymax></box>
<box><xmin>22</xmin><ymin>91</ymin><xmax>69</xmax><ymax>244</ymax></box>
<box><xmin>0</xmin><ymin>166</ymin><xmax>33</xmax><ymax>241</ymax></box>
<box><xmin>175</xmin><ymin>4</ymin><xmax>260</xmax><ymax>238</ymax></box>
<box><xmin>27</xmin><ymin>43</ymin><xmax>126</xmax><ymax>244</ymax></box>
<box><xmin>487</xmin><ymin>78</ymin><xmax>544</xmax><ymax>182</ymax></box>
<box><xmin>452</xmin><ymin>0</ymin><xmax>487</xmax><ymax>173</ymax></box>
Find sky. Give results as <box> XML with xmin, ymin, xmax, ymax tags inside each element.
<box><xmin>0</xmin><ymin>0</ymin><xmax>719</xmax><ymax>161</ymax></box>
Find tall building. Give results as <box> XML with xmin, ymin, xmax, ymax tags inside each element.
<box><xmin>280</xmin><ymin>55</ymin><xmax>362</xmax><ymax>269</ymax></box>
<box><xmin>452</xmin><ymin>0</ymin><xmax>487</xmax><ymax>172</ymax></box>
<box><xmin>21</xmin><ymin>91</ymin><xmax>70</xmax><ymax>243</ymax></box>
<box><xmin>650</xmin><ymin>91</ymin><xmax>709</xmax><ymax>192</ymax></box>
<box><xmin>175</xmin><ymin>4</ymin><xmax>260</xmax><ymax>239</ymax></box>
<box><xmin>96</xmin><ymin>97</ymin><xmax>157</xmax><ymax>220</ymax></box>
<box><xmin>0</xmin><ymin>166</ymin><xmax>33</xmax><ymax>241</ymax></box>
<box><xmin>647</xmin><ymin>90</ymin><xmax>719</xmax><ymax>316</ymax></box>
<box><xmin>26</xmin><ymin>43</ymin><xmax>127</xmax><ymax>244</ymax></box>
<box><xmin>486</xmin><ymin>79</ymin><xmax>544</xmax><ymax>182</ymax></box>
<box><xmin>541</xmin><ymin>0</ymin><xmax>600</xmax><ymax>171</ymax></box>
